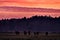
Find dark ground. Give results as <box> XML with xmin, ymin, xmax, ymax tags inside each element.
<box><xmin>0</xmin><ymin>32</ymin><xmax>60</xmax><ymax>40</ymax></box>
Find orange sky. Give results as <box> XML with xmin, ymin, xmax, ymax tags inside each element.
<box><xmin>0</xmin><ymin>0</ymin><xmax>60</xmax><ymax>9</ymax></box>
<box><xmin>0</xmin><ymin>0</ymin><xmax>60</xmax><ymax>19</ymax></box>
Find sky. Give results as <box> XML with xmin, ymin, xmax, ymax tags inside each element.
<box><xmin>0</xmin><ymin>0</ymin><xmax>60</xmax><ymax>19</ymax></box>
<box><xmin>0</xmin><ymin>0</ymin><xmax>60</xmax><ymax>9</ymax></box>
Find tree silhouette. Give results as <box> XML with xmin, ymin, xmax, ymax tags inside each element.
<box><xmin>0</xmin><ymin>15</ymin><xmax>60</xmax><ymax>32</ymax></box>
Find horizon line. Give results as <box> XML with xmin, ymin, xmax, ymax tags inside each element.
<box><xmin>0</xmin><ymin>15</ymin><xmax>60</xmax><ymax>20</ymax></box>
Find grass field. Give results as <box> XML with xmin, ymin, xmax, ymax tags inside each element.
<box><xmin>0</xmin><ymin>32</ymin><xmax>60</xmax><ymax>40</ymax></box>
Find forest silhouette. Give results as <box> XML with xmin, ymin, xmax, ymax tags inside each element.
<box><xmin>0</xmin><ymin>15</ymin><xmax>60</xmax><ymax>32</ymax></box>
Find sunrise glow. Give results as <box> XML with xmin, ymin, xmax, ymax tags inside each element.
<box><xmin>0</xmin><ymin>0</ymin><xmax>60</xmax><ymax>19</ymax></box>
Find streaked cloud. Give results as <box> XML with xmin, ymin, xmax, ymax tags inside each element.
<box><xmin>0</xmin><ymin>0</ymin><xmax>60</xmax><ymax>9</ymax></box>
<box><xmin>0</xmin><ymin>6</ymin><xmax>60</xmax><ymax>13</ymax></box>
<box><xmin>0</xmin><ymin>6</ymin><xmax>60</xmax><ymax>19</ymax></box>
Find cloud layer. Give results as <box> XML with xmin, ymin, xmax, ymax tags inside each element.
<box><xmin>0</xmin><ymin>0</ymin><xmax>60</xmax><ymax>9</ymax></box>
<box><xmin>0</xmin><ymin>6</ymin><xmax>60</xmax><ymax>19</ymax></box>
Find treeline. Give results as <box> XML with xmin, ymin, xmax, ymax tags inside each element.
<box><xmin>0</xmin><ymin>16</ymin><xmax>60</xmax><ymax>32</ymax></box>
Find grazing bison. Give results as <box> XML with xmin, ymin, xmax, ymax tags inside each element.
<box><xmin>15</xmin><ymin>31</ymin><xmax>20</xmax><ymax>35</ymax></box>
<box><xmin>24</xmin><ymin>31</ymin><xmax>27</xmax><ymax>35</ymax></box>
<box><xmin>28</xmin><ymin>31</ymin><xmax>30</xmax><ymax>35</ymax></box>
<box><xmin>46</xmin><ymin>32</ymin><xmax>48</xmax><ymax>36</ymax></box>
